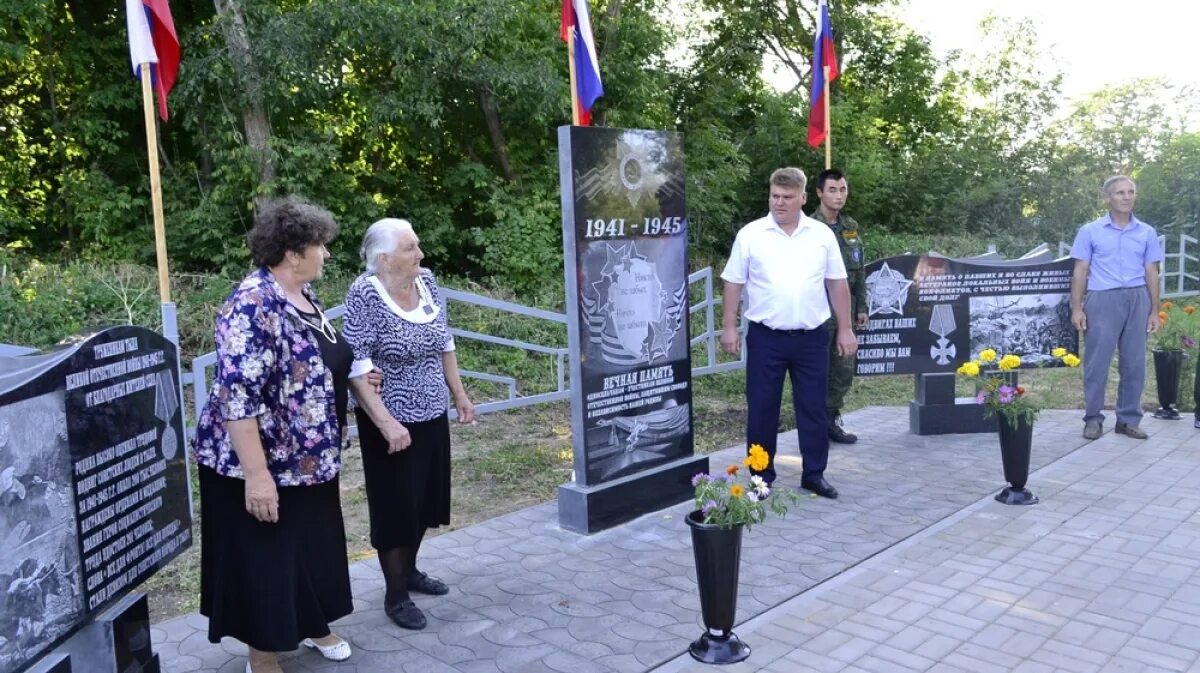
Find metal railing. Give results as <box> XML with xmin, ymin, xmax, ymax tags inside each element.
<box><xmin>186</xmin><ymin>269</ymin><xmax>742</xmax><ymax>431</ymax></box>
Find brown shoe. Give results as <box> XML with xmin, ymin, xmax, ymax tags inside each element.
<box><xmin>1082</xmin><ymin>420</ymin><xmax>1102</xmax><ymax>440</ymax></box>
<box><xmin>1114</xmin><ymin>422</ymin><xmax>1148</xmax><ymax>439</ymax></box>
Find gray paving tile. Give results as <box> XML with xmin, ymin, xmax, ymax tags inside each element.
<box><xmin>146</xmin><ymin>410</ymin><xmax>1200</xmax><ymax>673</ymax></box>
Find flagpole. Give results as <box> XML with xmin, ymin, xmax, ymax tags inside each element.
<box><xmin>140</xmin><ymin>64</ymin><xmax>171</xmax><ymax>303</ymax></box>
<box><xmin>567</xmin><ymin>29</ymin><xmax>581</xmax><ymax>125</ymax></box>
<box><xmin>822</xmin><ymin>65</ymin><xmax>832</xmax><ymax>169</ymax></box>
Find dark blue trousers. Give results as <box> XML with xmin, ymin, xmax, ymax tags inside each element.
<box><xmin>745</xmin><ymin>321</ymin><xmax>830</xmax><ymax>483</ymax></box>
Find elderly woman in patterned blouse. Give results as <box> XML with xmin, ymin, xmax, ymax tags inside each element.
<box><xmin>192</xmin><ymin>197</ymin><xmax>370</xmax><ymax>673</ymax></box>
<box><xmin>344</xmin><ymin>218</ymin><xmax>475</xmax><ymax>632</ymax></box>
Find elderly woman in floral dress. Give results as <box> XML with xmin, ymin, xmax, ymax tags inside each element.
<box><xmin>192</xmin><ymin>196</ymin><xmax>373</xmax><ymax>673</ymax></box>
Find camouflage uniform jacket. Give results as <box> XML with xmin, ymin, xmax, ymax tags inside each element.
<box><xmin>810</xmin><ymin>209</ymin><xmax>867</xmax><ymax>321</ymax></box>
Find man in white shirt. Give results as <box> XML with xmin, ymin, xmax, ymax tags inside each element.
<box><xmin>720</xmin><ymin>167</ymin><xmax>858</xmax><ymax>499</ymax></box>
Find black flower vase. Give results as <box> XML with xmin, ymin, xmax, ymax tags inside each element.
<box><xmin>1152</xmin><ymin>349</ymin><xmax>1184</xmax><ymax>420</ymax></box>
<box><xmin>996</xmin><ymin>416</ymin><xmax>1038</xmax><ymax>505</ymax></box>
<box><xmin>685</xmin><ymin>511</ymin><xmax>751</xmax><ymax>664</ymax></box>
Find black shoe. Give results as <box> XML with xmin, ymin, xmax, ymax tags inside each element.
<box><xmin>408</xmin><ymin>571</ymin><xmax>449</xmax><ymax>596</ymax></box>
<box><xmin>1195</xmin><ymin>417</ymin><xmax>1200</xmax><ymax>429</ymax></box>
<box><xmin>385</xmin><ymin>600</ymin><xmax>427</xmax><ymax>630</ymax></box>
<box><xmin>800</xmin><ymin>476</ymin><xmax>839</xmax><ymax>499</ymax></box>
<box><xmin>828</xmin><ymin>423</ymin><xmax>858</xmax><ymax>444</ymax></box>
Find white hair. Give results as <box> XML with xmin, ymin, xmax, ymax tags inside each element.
<box><xmin>360</xmin><ymin>218</ymin><xmax>415</xmax><ymax>273</ymax></box>
<box><xmin>1102</xmin><ymin>175</ymin><xmax>1135</xmax><ymax>196</ymax></box>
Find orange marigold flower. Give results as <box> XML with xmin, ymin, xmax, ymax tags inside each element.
<box><xmin>1162</xmin><ymin>301</ymin><xmax>1174</xmax><ymax>310</ymax></box>
<box><xmin>1186</xmin><ymin>306</ymin><xmax>1197</xmax><ymax>314</ymax></box>
<box><xmin>726</xmin><ymin>464</ymin><xmax>739</xmax><ymax>475</ymax></box>
<box><xmin>745</xmin><ymin>445</ymin><xmax>770</xmax><ymax>472</ymax></box>
<box><xmin>730</xmin><ymin>484</ymin><xmax>744</xmax><ymax>498</ymax></box>
<box><xmin>1159</xmin><ymin>311</ymin><xmax>1168</xmax><ymax>322</ymax></box>
<box><xmin>1016</xmin><ymin>386</ymin><xmax>1025</xmax><ymax>395</ymax></box>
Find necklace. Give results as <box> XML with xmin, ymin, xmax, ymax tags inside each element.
<box><xmin>297</xmin><ymin>303</ymin><xmax>337</xmax><ymax>343</ymax></box>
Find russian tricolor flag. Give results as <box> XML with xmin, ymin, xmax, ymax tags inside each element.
<box><xmin>125</xmin><ymin>0</ymin><xmax>180</xmax><ymax>121</ymax></box>
<box><xmin>807</xmin><ymin>0</ymin><xmax>839</xmax><ymax>148</ymax></box>
<box><xmin>561</xmin><ymin>0</ymin><xmax>604</xmax><ymax>125</ymax></box>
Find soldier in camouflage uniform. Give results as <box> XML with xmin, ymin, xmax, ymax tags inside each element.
<box><xmin>810</xmin><ymin>169</ymin><xmax>868</xmax><ymax>444</ymax></box>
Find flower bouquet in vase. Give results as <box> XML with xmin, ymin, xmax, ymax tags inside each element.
<box><xmin>1150</xmin><ymin>302</ymin><xmax>1199</xmax><ymax>420</ymax></box>
<box><xmin>957</xmin><ymin>347</ymin><xmax>1081</xmax><ymax>505</ymax></box>
<box><xmin>685</xmin><ymin>444</ymin><xmax>799</xmax><ymax>664</ymax></box>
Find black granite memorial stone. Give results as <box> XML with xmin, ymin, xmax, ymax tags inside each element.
<box><xmin>856</xmin><ymin>254</ymin><xmax>1078</xmax><ymax>434</ymax></box>
<box><xmin>557</xmin><ymin>126</ymin><xmax>708</xmax><ymax>533</ymax></box>
<box><xmin>0</xmin><ymin>326</ymin><xmax>191</xmax><ymax>673</ymax></box>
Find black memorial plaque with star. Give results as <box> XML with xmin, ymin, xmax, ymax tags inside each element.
<box><xmin>0</xmin><ymin>326</ymin><xmax>191</xmax><ymax>673</ymax></box>
<box><xmin>857</xmin><ymin>255</ymin><xmax>1078</xmax><ymax>377</ymax></box>
<box><xmin>557</xmin><ymin>126</ymin><xmax>696</xmax><ymax>487</ymax></box>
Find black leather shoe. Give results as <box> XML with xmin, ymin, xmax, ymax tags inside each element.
<box><xmin>828</xmin><ymin>423</ymin><xmax>858</xmax><ymax>444</ymax></box>
<box><xmin>408</xmin><ymin>571</ymin><xmax>449</xmax><ymax>596</ymax></box>
<box><xmin>385</xmin><ymin>600</ymin><xmax>427</xmax><ymax>630</ymax></box>
<box><xmin>800</xmin><ymin>476</ymin><xmax>839</xmax><ymax>499</ymax></box>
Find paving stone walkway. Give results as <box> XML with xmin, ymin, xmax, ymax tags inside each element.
<box><xmin>652</xmin><ymin>411</ymin><xmax>1200</xmax><ymax>673</ymax></box>
<box><xmin>150</xmin><ymin>407</ymin><xmax>1200</xmax><ymax>672</ymax></box>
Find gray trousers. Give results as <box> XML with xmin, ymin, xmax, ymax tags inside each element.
<box><xmin>1082</xmin><ymin>286</ymin><xmax>1151</xmax><ymax>425</ymax></box>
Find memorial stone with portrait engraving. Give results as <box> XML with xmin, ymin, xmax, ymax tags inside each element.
<box><xmin>0</xmin><ymin>326</ymin><xmax>191</xmax><ymax>673</ymax></box>
<box><xmin>855</xmin><ymin>253</ymin><xmax>1079</xmax><ymax>435</ymax></box>
<box><xmin>856</xmin><ymin>254</ymin><xmax>1078</xmax><ymax>377</ymax></box>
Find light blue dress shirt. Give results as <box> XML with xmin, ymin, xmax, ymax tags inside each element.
<box><xmin>1069</xmin><ymin>214</ymin><xmax>1164</xmax><ymax>290</ymax></box>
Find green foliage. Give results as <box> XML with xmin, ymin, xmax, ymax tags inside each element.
<box><xmin>471</xmin><ymin>180</ymin><xmax>564</xmax><ymax>295</ymax></box>
<box><xmin>1151</xmin><ymin>301</ymin><xmax>1200</xmax><ymax>352</ymax></box>
<box><xmin>0</xmin><ymin>253</ymin><xmax>160</xmax><ymax>348</ymax></box>
<box><xmin>1</xmin><ymin>0</ymin><xmax>1197</xmax><ymax>298</ymax></box>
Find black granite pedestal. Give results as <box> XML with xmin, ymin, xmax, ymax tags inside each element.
<box><xmin>559</xmin><ymin>454</ymin><xmax>708</xmax><ymax>534</ymax></box>
<box><xmin>47</xmin><ymin>592</ymin><xmax>155</xmax><ymax>673</ymax></box>
<box><xmin>909</xmin><ymin>372</ymin><xmax>1018</xmax><ymax>436</ymax></box>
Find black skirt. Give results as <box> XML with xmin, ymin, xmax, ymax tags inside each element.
<box><xmin>355</xmin><ymin>410</ymin><xmax>452</xmax><ymax>549</ymax></box>
<box><xmin>198</xmin><ymin>466</ymin><xmax>352</xmax><ymax>651</ymax></box>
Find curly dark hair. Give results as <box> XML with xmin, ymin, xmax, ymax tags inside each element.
<box><xmin>247</xmin><ymin>196</ymin><xmax>339</xmax><ymax>268</ymax></box>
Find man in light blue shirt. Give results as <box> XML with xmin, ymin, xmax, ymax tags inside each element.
<box><xmin>1069</xmin><ymin>176</ymin><xmax>1164</xmax><ymax>440</ymax></box>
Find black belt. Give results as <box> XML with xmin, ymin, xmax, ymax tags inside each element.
<box><xmin>750</xmin><ymin>321</ymin><xmax>820</xmax><ymax>336</ymax></box>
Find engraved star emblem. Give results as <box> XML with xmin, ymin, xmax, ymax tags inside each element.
<box><xmin>866</xmin><ymin>262</ymin><xmax>913</xmax><ymax>317</ymax></box>
<box><xmin>647</xmin><ymin>319</ymin><xmax>672</xmax><ymax>362</ymax></box>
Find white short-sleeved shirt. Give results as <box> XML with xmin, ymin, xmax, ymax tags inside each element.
<box><xmin>720</xmin><ymin>214</ymin><xmax>848</xmax><ymax>330</ymax></box>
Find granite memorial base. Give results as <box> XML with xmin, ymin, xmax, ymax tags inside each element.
<box><xmin>47</xmin><ymin>592</ymin><xmax>154</xmax><ymax>673</ymax></box>
<box><xmin>559</xmin><ymin>454</ymin><xmax>708</xmax><ymax>534</ymax></box>
<box><xmin>910</xmin><ymin>372</ymin><xmax>993</xmax><ymax>435</ymax></box>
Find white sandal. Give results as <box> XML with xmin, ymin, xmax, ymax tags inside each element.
<box><xmin>302</xmin><ymin>636</ymin><xmax>352</xmax><ymax>662</ymax></box>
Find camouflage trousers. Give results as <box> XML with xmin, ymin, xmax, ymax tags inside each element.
<box><xmin>825</xmin><ymin>321</ymin><xmax>855</xmax><ymax>420</ymax></box>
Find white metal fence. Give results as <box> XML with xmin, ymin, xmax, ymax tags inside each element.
<box><xmin>184</xmin><ymin>267</ymin><xmax>745</xmax><ymax>431</ymax></box>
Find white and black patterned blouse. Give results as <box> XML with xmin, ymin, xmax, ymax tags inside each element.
<box><xmin>343</xmin><ymin>268</ymin><xmax>456</xmax><ymax>424</ymax></box>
